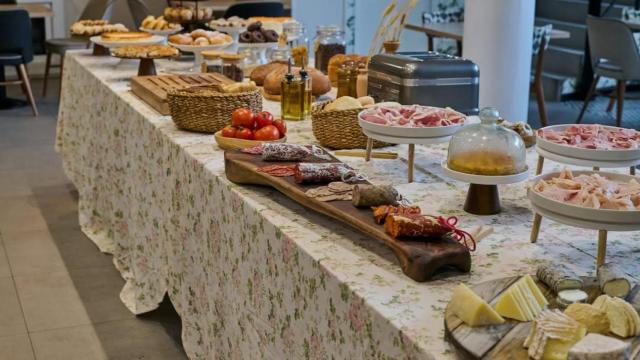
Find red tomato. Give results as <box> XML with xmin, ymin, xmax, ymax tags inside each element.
<box><xmin>254</xmin><ymin>111</ymin><xmax>274</xmax><ymax>129</ymax></box>
<box><xmin>254</xmin><ymin>125</ymin><xmax>280</xmax><ymax>141</ymax></box>
<box><xmin>221</xmin><ymin>125</ymin><xmax>237</xmax><ymax>138</ymax></box>
<box><xmin>231</xmin><ymin>108</ymin><xmax>255</xmax><ymax>128</ymax></box>
<box><xmin>235</xmin><ymin>127</ymin><xmax>254</xmax><ymax>140</ymax></box>
<box><xmin>273</xmin><ymin>119</ymin><xmax>287</xmax><ymax>136</ymax></box>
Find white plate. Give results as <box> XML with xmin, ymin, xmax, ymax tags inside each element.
<box><xmin>357</xmin><ymin>111</ymin><xmax>465</xmax><ymax>139</ymax></box>
<box><xmin>138</xmin><ymin>26</ymin><xmax>183</xmax><ymax>36</ymax></box>
<box><xmin>536</xmin><ymin>124</ymin><xmax>640</xmax><ymax>161</ymax></box>
<box><xmin>536</xmin><ymin>145</ymin><xmax>640</xmax><ymax>168</ymax></box>
<box><xmin>528</xmin><ymin>170</ymin><xmax>640</xmax><ymax>226</ymax></box>
<box><xmin>237</xmin><ymin>42</ymin><xmax>278</xmax><ymax>49</ymax></box>
<box><xmin>170</xmin><ymin>41</ymin><xmax>233</xmax><ymax>53</ymax></box>
<box><xmin>441</xmin><ymin>162</ymin><xmax>530</xmax><ymax>185</ymax></box>
<box><xmin>90</xmin><ymin>35</ymin><xmax>165</xmax><ymax>48</ymax></box>
<box><xmin>208</xmin><ymin>24</ymin><xmax>247</xmax><ymax>33</ymax></box>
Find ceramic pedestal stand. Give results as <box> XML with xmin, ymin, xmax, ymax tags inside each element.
<box><xmin>441</xmin><ymin>163</ymin><xmax>529</xmax><ymax>215</ymax></box>
<box><xmin>170</xmin><ymin>42</ymin><xmax>233</xmax><ymax>72</ymax></box>
<box><xmin>93</xmin><ymin>44</ymin><xmax>109</xmax><ymax>56</ymax></box>
<box><xmin>528</xmin><ymin>171</ymin><xmax>640</xmax><ymax>268</ymax></box>
<box><xmin>363</xmin><ymin>129</ymin><xmax>450</xmax><ymax>183</ymax></box>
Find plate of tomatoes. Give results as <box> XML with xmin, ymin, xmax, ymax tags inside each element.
<box><xmin>215</xmin><ymin>108</ymin><xmax>287</xmax><ymax>150</ymax></box>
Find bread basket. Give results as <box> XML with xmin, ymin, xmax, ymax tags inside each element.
<box><xmin>167</xmin><ymin>85</ymin><xmax>262</xmax><ymax>133</ymax></box>
<box><xmin>311</xmin><ymin>101</ymin><xmax>387</xmax><ymax>149</ymax></box>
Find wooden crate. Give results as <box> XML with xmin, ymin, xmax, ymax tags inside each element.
<box><xmin>131</xmin><ymin>73</ymin><xmax>233</xmax><ymax>115</ymax></box>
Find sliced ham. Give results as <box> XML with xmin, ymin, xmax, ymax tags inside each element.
<box><xmin>360</xmin><ymin>105</ymin><xmax>466</xmax><ymax>128</ymax></box>
<box><xmin>538</xmin><ymin>124</ymin><xmax>640</xmax><ymax>150</ymax></box>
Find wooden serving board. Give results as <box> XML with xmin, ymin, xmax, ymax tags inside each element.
<box><xmin>130</xmin><ymin>73</ymin><xmax>233</xmax><ymax>115</ymax></box>
<box><xmin>224</xmin><ymin>150</ymin><xmax>471</xmax><ymax>282</ymax></box>
<box><xmin>444</xmin><ymin>276</ymin><xmax>640</xmax><ymax>359</ymax></box>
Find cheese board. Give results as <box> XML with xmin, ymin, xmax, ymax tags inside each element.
<box><xmin>224</xmin><ymin>148</ymin><xmax>472</xmax><ymax>282</ymax></box>
<box><xmin>130</xmin><ymin>73</ymin><xmax>233</xmax><ymax>115</ymax></box>
<box><xmin>444</xmin><ymin>276</ymin><xmax>640</xmax><ymax>359</ymax></box>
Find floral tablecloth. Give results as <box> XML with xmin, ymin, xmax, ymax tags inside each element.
<box><xmin>56</xmin><ymin>50</ymin><xmax>640</xmax><ymax>360</ymax></box>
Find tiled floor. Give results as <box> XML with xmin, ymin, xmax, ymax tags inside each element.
<box><xmin>0</xmin><ymin>79</ymin><xmax>186</xmax><ymax>360</ymax></box>
<box><xmin>0</xmin><ymin>72</ymin><xmax>638</xmax><ymax>360</ymax></box>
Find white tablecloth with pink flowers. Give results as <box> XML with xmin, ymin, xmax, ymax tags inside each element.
<box><xmin>55</xmin><ymin>50</ymin><xmax>640</xmax><ymax>360</ymax></box>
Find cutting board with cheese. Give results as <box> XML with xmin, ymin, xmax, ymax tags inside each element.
<box><xmin>444</xmin><ymin>274</ymin><xmax>640</xmax><ymax>359</ymax></box>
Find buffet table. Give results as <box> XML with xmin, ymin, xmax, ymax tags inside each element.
<box><xmin>55</xmin><ymin>50</ymin><xmax>640</xmax><ymax>359</ymax></box>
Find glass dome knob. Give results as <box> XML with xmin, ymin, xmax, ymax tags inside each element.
<box><xmin>479</xmin><ymin>107</ymin><xmax>500</xmax><ymax>124</ymax></box>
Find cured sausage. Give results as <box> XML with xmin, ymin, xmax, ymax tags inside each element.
<box><xmin>352</xmin><ymin>184</ymin><xmax>398</xmax><ymax>207</ymax></box>
<box><xmin>294</xmin><ymin>163</ymin><xmax>352</xmax><ymax>184</ymax></box>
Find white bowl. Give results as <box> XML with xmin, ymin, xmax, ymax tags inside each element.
<box><xmin>357</xmin><ymin>109</ymin><xmax>465</xmax><ymax>139</ymax></box>
<box><xmin>536</xmin><ymin>124</ymin><xmax>640</xmax><ymax>162</ymax></box>
<box><xmin>528</xmin><ymin>170</ymin><xmax>640</xmax><ymax>225</ymax></box>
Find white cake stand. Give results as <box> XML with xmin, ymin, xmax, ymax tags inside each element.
<box><xmin>441</xmin><ymin>162</ymin><xmax>530</xmax><ymax>215</ymax></box>
<box><xmin>527</xmin><ymin>170</ymin><xmax>640</xmax><ymax>268</ymax></box>
<box><xmin>169</xmin><ymin>41</ymin><xmax>233</xmax><ymax>72</ymax></box>
<box><xmin>207</xmin><ymin>25</ymin><xmax>246</xmax><ymax>52</ymax></box>
<box><xmin>363</xmin><ymin>129</ymin><xmax>451</xmax><ymax>183</ymax></box>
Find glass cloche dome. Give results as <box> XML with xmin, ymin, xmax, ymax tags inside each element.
<box><xmin>447</xmin><ymin>107</ymin><xmax>526</xmax><ymax>176</ymax></box>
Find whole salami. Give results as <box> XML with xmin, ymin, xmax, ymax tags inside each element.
<box><xmin>261</xmin><ymin>144</ymin><xmax>330</xmax><ymax>162</ymax></box>
<box><xmin>352</xmin><ymin>185</ymin><xmax>399</xmax><ymax>207</ymax></box>
<box><xmin>294</xmin><ymin>163</ymin><xmax>352</xmax><ymax>184</ymax></box>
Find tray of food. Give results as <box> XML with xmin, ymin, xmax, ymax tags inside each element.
<box><xmin>110</xmin><ymin>45</ymin><xmax>179</xmax><ymax>59</ymax></box>
<box><xmin>208</xmin><ymin>16</ymin><xmax>250</xmax><ymax>33</ymax></box>
<box><xmin>238</xmin><ymin>21</ymin><xmax>280</xmax><ymax>45</ymax></box>
<box><xmin>70</xmin><ymin>19</ymin><xmax>128</xmax><ymax>37</ymax></box>
<box><xmin>163</xmin><ymin>5</ymin><xmax>214</xmax><ymax>24</ymax></box>
<box><xmin>445</xmin><ymin>265</ymin><xmax>640</xmax><ymax>360</ymax></box>
<box><xmin>90</xmin><ymin>32</ymin><xmax>164</xmax><ymax>48</ymax></box>
<box><xmin>168</xmin><ymin>29</ymin><xmax>233</xmax><ymax>51</ymax></box>
<box><xmin>139</xmin><ymin>15</ymin><xmax>182</xmax><ymax>35</ymax></box>
<box><xmin>358</xmin><ymin>104</ymin><xmax>466</xmax><ymax>139</ymax></box>
<box><xmin>224</xmin><ymin>143</ymin><xmax>476</xmax><ymax>282</ymax></box>
<box><xmin>528</xmin><ymin>169</ymin><xmax>640</xmax><ymax>227</ymax></box>
<box><xmin>537</xmin><ymin>124</ymin><xmax>640</xmax><ymax>162</ymax></box>
<box><xmin>215</xmin><ymin>108</ymin><xmax>287</xmax><ymax>150</ymax></box>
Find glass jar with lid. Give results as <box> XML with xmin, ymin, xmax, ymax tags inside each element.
<box><xmin>269</xmin><ymin>46</ymin><xmax>291</xmax><ymax>63</ymax></box>
<box><xmin>313</xmin><ymin>25</ymin><xmax>346</xmax><ymax>73</ymax></box>
<box><xmin>283</xmin><ymin>21</ymin><xmax>309</xmax><ymax>67</ymax></box>
<box><xmin>201</xmin><ymin>50</ymin><xmax>223</xmax><ymax>74</ymax></box>
<box><xmin>447</xmin><ymin>107</ymin><xmax>526</xmax><ymax>176</ymax></box>
<box><xmin>219</xmin><ymin>53</ymin><xmax>245</xmax><ymax>82</ymax></box>
<box><xmin>336</xmin><ymin>60</ymin><xmax>358</xmax><ymax>98</ymax></box>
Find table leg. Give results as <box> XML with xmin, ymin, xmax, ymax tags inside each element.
<box><xmin>593</xmin><ymin>166</ymin><xmax>600</xmax><ymax>171</ymax></box>
<box><xmin>408</xmin><ymin>144</ymin><xmax>415</xmax><ymax>183</ymax></box>
<box><xmin>597</xmin><ymin>230</ymin><xmax>607</xmax><ymax>268</ymax></box>
<box><xmin>536</xmin><ymin>156</ymin><xmax>545</xmax><ymax>175</ymax></box>
<box><xmin>365</xmin><ymin>138</ymin><xmax>373</xmax><ymax>162</ymax></box>
<box><xmin>631</xmin><ymin>166</ymin><xmax>636</xmax><ymax>176</ymax></box>
<box><xmin>530</xmin><ymin>213</ymin><xmax>542</xmax><ymax>243</ymax></box>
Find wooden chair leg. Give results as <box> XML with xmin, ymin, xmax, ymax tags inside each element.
<box><xmin>42</xmin><ymin>51</ymin><xmax>52</xmax><ymax>97</ymax></box>
<box><xmin>576</xmin><ymin>75</ymin><xmax>599</xmax><ymax>124</ymax></box>
<box><xmin>606</xmin><ymin>92</ymin><xmax>615</xmax><ymax>112</ymax></box>
<box><xmin>534</xmin><ymin>81</ymin><xmax>549</xmax><ymax>127</ymax></box>
<box><xmin>456</xmin><ymin>40</ymin><xmax>462</xmax><ymax>56</ymax></box>
<box><xmin>615</xmin><ymin>79</ymin><xmax>625</xmax><ymax>127</ymax></box>
<box><xmin>427</xmin><ymin>35</ymin><xmax>434</xmax><ymax>52</ymax></box>
<box><xmin>16</xmin><ymin>64</ymin><xmax>38</xmax><ymax>117</ymax></box>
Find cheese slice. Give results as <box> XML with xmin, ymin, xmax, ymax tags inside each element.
<box><xmin>564</xmin><ymin>303</ymin><xmax>610</xmax><ymax>334</ymax></box>
<box><xmin>495</xmin><ymin>276</ymin><xmax>547</xmax><ymax>321</ymax></box>
<box><xmin>568</xmin><ymin>333</ymin><xmax>630</xmax><ymax>360</ymax></box>
<box><xmin>448</xmin><ymin>283</ymin><xmax>505</xmax><ymax>327</ymax></box>
<box><xmin>612</xmin><ymin>298</ymin><xmax>640</xmax><ymax>336</ymax></box>
<box><xmin>593</xmin><ymin>295</ymin><xmax>638</xmax><ymax>338</ymax></box>
<box><xmin>525</xmin><ymin>310</ymin><xmax>587</xmax><ymax>360</ymax></box>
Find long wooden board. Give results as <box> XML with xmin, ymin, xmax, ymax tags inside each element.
<box><xmin>444</xmin><ymin>276</ymin><xmax>640</xmax><ymax>359</ymax></box>
<box><xmin>130</xmin><ymin>73</ymin><xmax>233</xmax><ymax>115</ymax></box>
<box><xmin>224</xmin><ymin>149</ymin><xmax>471</xmax><ymax>282</ymax></box>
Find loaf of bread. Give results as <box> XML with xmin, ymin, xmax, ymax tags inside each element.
<box><xmin>263</xmin><ymin>67</ymin><xmax>331</xmax><ymax>96</ymax></box>
<box><xmin>327</xmin><ymin>54</ymin><xmax>368</xmax><ymax>85</ymax></box>
<box><xmin>249</xmin><ymin>61</ymin><xmax>287</xmax><ymax>86</ymax></box>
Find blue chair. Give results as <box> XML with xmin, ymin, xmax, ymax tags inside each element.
<box><xmin>224</xmin><ymin>2</ymin><xmax>284</xmax><ymax>18</ymax></box>
<box><xmin>0</xmin><ymin>9</ymin><xmax>37</xmax><ymax>116</ymax></box>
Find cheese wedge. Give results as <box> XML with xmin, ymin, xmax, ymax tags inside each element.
<box><xmin>495</xmin><ymin>276</ymin><xmax>548</xmax><ymax>321</ymax></box>
<box><xmin>524</xmin><ymin>310</ymin><xmax>587</xmax><ymax>360</ymax></box>
<box><xmin>593</xmin><ymin>295</ymin><xmax>636</xmax><ymax>338</ymax></box>
<box><xmin>448</xmin><ymin>283</ymin><xmax>505</xmax><ymax>327</ymax></box>
<box><xmin>564</xmin><ymin>303</ymin><xmax>610</xmax><ymax>334</ymax></box>
<box><xmin>612</xmin><ymin>297</ymin><xmax>640</xmax><ymax>337</ymax></box>
<box><xmin>568</xmin><ymin>333</ymin><xmax>630</xmax><ymax>360</ymax></box>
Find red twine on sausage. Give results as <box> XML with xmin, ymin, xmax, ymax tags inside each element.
<box><xmin>436</xmin><ymin>216</ymin><xmax>476</xmax><ymax>251</ymax></box>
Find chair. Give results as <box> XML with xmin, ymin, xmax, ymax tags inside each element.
<box><xmin>530</xmin><ymin>24</ymin><xmax>553</xmax><ymax>127</ymax></box>
<box><xmin>576</xmin><ymin>16</ymin><xmax>640</xmax><ymax>127</ymax></box>
<box><xmin>421</xmin><ymin>10</ymin><xmax>464</xmax><ymax>56</ymax></box>
<box><xmin>127</xmin><ymin>0</ymin><xmax>151</xmax><ymax>29</ymax></box>
<box><xmin>223</xmin><ymin>2</ymin><xmax>284</xmax><ymax>19</ymax></box>
<box><xmin>42</xmin><ymin>0</ymin><xmax>115</xmax><ymax>98</ymax></box>
<box><xmin>0</xmin><ymin>9</ymin><xmax>38</xmax><ymax>116</ymax></box>
<box><xmin>606</xmin><ymin>7</ymin><xmax>640</xmax><ymax>113</ymax></box>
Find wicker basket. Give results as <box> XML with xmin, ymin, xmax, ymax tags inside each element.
<box><xmin>311</xmin><ymin>101</ymin><xmax>387</xmax><ymax>149</ymax></box>
<box><xmin>167</xmin><ymin>85</ymin><xmax>262</xmax><ymax>133</ymax></box>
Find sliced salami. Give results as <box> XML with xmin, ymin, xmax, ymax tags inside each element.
<box><xmin>257</xmin><ymin>164</ymin><xmax>296</xmax><ymax>177</ymax></box>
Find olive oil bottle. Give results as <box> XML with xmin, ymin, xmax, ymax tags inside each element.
<box><xmin>281</xmin><ymin>58</ymin><xmax>312</xmax><ymax>121</ymax></box>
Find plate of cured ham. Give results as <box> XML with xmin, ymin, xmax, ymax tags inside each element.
<box><xmin>528</xmin><ymin>169</ymin><xmax>640</xmax><ymax>226</ymax></box>
<box><xmin>536</xmin><ymin>124</ymin><xmax>640</xmax><ymax>161</ymax></box>
<box><xmin>358</xmin><ymin>104</ymin><xmax>466</xmax><ymax>138</ymax></box>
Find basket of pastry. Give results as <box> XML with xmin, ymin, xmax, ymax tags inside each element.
<box><xmin>163</xmin><ymin>5</ymin><xmax>213</xmax><ymax>23</ymax></box>
<box><xmin>311</xmin><ymin>96</ymin><xmax>387</xmax><ymax>149</ymax></box>
<box><xmin>249</xmin><ymin>61</ymin><xmax>331</xmax><ymax>101</ymax></box>
<box><xmin>167</xmin><ymin>82</ymin><xmax>261</xmax><ymax>133</ymax></box>
<box><xmin>70</xmin><ymin>20</ymin><xmax>128</xmax><ymax>37</ymax></box>
<box><xmin>111</xmin><ymin>45</ymin><xmax>178</xmax><ymax>59</ymax></box>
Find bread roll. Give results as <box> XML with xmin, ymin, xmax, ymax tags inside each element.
<box><xmin>357</xmin><ymin>96</ymin><xmax>374</xmax><ymax>107</ymax></box>
<box><xmin>249</xmin><ymin>61</ymin><xmax>287</xmax><ymax>86</ymax></box>
<box><xmin>169</xmin><ymin>34</ymin><xmax>192</xmax><ymax>45</ymax></box>
<box><xmin>325</xmin><ymin>96</ymin><xmax>362</xmax><ymax>111</ymax></box>
<box><xmin>180</xmin><ymin>8</ymin><xmax>193</xmax><ymax>21</ymax></box>
<box><xmin>191</xmin><ymin>29</ymin><xmax>208</xmax><ymax>39</ymax></box>
<box><xmin>327</xmin><ymin>54</ymin><xmax>368</xmax><ymax>84</ymax></box>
